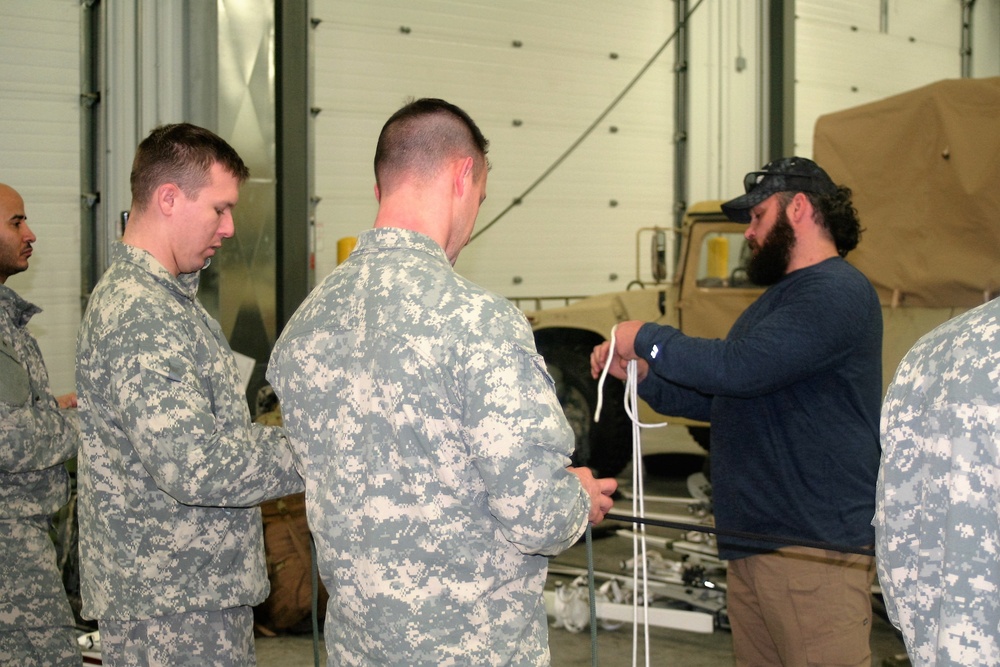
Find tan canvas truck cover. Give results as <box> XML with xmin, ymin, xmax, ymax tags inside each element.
<box><xmin>813</xmin><ymin>77</ymin><xmax>1000</xmax><ymax>309</ymax></box>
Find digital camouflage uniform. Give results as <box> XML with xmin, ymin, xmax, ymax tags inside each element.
<box><xmin>268</xmin><ymin>228</ymin><xmax>591</xmax><ymax>667</ymax></box>
<box><xmin>0</xmin><ymin>282</ymin><xmax>81</xmax><ymax>666</ymax></box>
<box><xmin>876</xmin><ymin>297</ymin><xmax>1000</xmax><ymax>667</ymax></box>
<box><xmin>76</xmin><ymin>243</ymin><xmax>303</xmax><ymax>663</ymax></box>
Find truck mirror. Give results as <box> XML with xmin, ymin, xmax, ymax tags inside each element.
<box><xmin>650</xmin><ymin>229</ymin><xmax>667</xmax><ymax>282</ymax></box>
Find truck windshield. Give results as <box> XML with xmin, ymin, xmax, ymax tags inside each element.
<box><xmin>695</xmin><ymin>232</ymin><xmax>756</xmax><ymax>288</ymax></box>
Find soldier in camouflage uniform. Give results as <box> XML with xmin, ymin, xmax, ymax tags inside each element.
<box><xmin>75</xmin><ymin>124</ymin><xmax>303</xmax><ymax>666</ymax></box>
<box><xmin>876</xmin><ymin>297</ymin><xmax>1000</xmax><ymax>666</ymax></box>
<box><xmin>0</xmin><ymin>183</ymin><xmax>82</xmax><ymax>666</ymax></box>
<box><xmin>268</xmin><ymin>98</ymin><xmax>617</xmax><ymax>666</ymax></box>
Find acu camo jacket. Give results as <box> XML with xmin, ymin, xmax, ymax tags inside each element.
<box><xmin>76</xmin><ymin>243</ymin><xmax>303</xmax><ymax>622</ymax></box>
<box><xmin>268</xmin><ymin>228</ymin><xmax>591</xmax><ymax>667</ymax></box>
<box><xmin>0</xmin><ymin>283</ymin><xmax>77</xmax><ymax>519</ymax></box>
<box><xmin>876</xmin><ymin>297</ymin><xmax>1000</xmax><ymax>667</ymax></box>
<box><xmin>0</xmin><ymin>283</ymin><xmax>78</xmax><ymax>629</ymax></box>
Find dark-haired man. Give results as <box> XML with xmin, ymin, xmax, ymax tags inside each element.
<box><xmin>269</xmin><ymin>98</ymin><xmax>616</xmax><ymax>666</ymax></box>
<box><xmin>76</xmin><ymin>123</ymin><xmax>302</xmax><ymax>666</ymax></box>
<box><xmin>591</xmin><ymin>157</ymin><xmax>882</xmax><ymax>666</ymax></box>
<box><xmin>0</xmin><ymin>183</ymin><xmax>82</xmax><ymax>665</ymax></box>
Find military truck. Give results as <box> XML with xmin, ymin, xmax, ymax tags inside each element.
<box><xmin>526</xmin><ymin>77</ymin><xmax>1000</xmax><ymax>478</ymax></box>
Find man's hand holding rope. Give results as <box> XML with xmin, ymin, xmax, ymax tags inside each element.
<box><xmin>589</xmin><ymin>320</ymin><xmax>648</xmax><ymax>383</ymax></box>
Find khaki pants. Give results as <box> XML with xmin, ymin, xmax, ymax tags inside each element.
<box><xmin>727</xmin><ymin>546</ymin><xmax>875</xmax><ymax>667</ymax></box>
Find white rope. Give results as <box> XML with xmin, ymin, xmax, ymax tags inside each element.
<box><xmin>595</xmin><ymin>325</ymin><xmax>668</xmax><ymax>430</ymax></box>
<box><xmin>630</xmin><ymin>388</ymin><xmax>650</xmax><ymax>667</ymax></box>
<box><xmin>594</xmin><ymin>324</ymin><xmax>669</xmax><ymax>667</ymax></box>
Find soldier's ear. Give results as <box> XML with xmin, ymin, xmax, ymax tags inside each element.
<box><xmin>454</xmin><ymin>157</ymin><xmax>474</xmax><ymax>198</ymax></box>
<box><xmin>155</xmin><ymin>183</ymin><xmax>180</xmax><ymax>216</ymax></box>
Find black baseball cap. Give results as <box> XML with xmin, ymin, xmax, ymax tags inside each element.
<box><xmin>721</xmin><ymin>157</ymin><xmax>838</xmax><ymax>222</ymax></box>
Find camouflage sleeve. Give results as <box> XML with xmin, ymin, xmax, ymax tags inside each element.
<box><xmin>465</xmin><ymin>338</ymin><xmax>589</xmax><ymax>556</ymax></box>
<box><xmin>0</xmin><ymin>370</ymin><xmax>79</xmax><ymax>473</ymax></box>
<box><xmin>875</xmin><ymin>302</ymin><xmax>1000</xmax><ymax>660</ymax></box>
<box><xmin>102</xmin><ymin>326</ymin><xmax>302</xmax><ymax>507</ymax></box>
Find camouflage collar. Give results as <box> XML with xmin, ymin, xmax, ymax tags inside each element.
<box><xmin>0</xmin><ymin>282</ymin><xmax>41</xmax><ymax>328</ymax></box>
<box><xmin>114</xmin><ymin>242</ymin><xmax>201</xmax><ymax>301</ymax></box>
<box><xmin>356</xmin><ymin>227</ymin><xmax>451</xmax><ymax>267</ymax></box>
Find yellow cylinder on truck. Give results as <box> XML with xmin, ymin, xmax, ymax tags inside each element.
<box><xmin>707</xmin><ymin>236</ymin><xmax>729</xmax><ymax>281</ymax></box>
<box><xmin>337</xmin><ymin>237</ymin><xmax>357</xmax><ymax>265</ymax></box>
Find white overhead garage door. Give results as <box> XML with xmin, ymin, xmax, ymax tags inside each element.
<box><xmin>310</xmin><ymin>1</ymin><xmax>682</xmax><ymax>302</ymax></box>
<box><xmin>0</xmin><ymin>0</ymin><xmax>81</xmax><ymax>393</ymax></box>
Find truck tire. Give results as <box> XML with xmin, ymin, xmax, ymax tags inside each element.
<box><xmin>538</xmin><ymin>343</ymin><xmax>632</xmax><ymax>479</ymax></box>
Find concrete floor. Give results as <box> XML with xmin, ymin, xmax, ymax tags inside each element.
<box><xmin>257</xmin><ymin>620</ymin><xmax>908</xmax><ymax>667</ymax></box>
<box><xmin>255</xmin><ymin>453</ymin><xmax>911</xmax><ymax>667</ymax></box>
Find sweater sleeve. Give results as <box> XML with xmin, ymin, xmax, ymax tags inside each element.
<box><xmin>636</xmin><ymin>369</ymin><xmax>713</xmax><ymax>422</ymax></box>
<box><xmin>634</xmin><ymin>266</ymin><xmax>877</xmax><ymax>399</ymax></box>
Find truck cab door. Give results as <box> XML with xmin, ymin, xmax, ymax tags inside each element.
<box><xmin>677</xmin><ymin>220</ymin><xmax>765</xmax><ymax>340</ymax></box>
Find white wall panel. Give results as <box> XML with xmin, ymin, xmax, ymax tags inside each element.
<box><xmin>312</xmin><ymin>0</ymin><xmax>683</xmax><ymax>299</ymax></box>
<box><xmin>973</xmin><ymin>0</ymin><xmax>1000</xmax><ymax>76</ymax></box>
<box><xmin>887</xmin><ymin>0</ymin><xmax>964</xmax><ymax>46</ymax></box>
<box><xmin>796</xmin><ymin>0</ymin><xmax>962</xmax><ymax>159</ymax></box>
<box><xmin>687</xmin><ymin>0</ymin><xmax>764</xmax><ymax>203</ymax></box>
<box><xmin>798</xmin><ymin>0</ymin><xmax>881</xmax><ymax>31</ymax></box>
<box><xmin>0</xmin><ymin>0</ymin><xmax>81</xmax><ymax>393</ymax></box>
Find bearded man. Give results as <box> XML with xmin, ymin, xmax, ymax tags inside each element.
<box><xmin>591</xmin><ymin>157</ymin><xmax>882</xmax><ymax>667</ymax></box>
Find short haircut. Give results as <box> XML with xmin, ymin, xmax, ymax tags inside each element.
<box><xmin>373</xmin><ymin>98</ymin><xmax>489</xmax><ymax>193</ymax></box>
<box><xmin>777</xmin><ymin>186</ymin><xmax>863</xmax><ymax>257</ymax></box>
<box><xmin>130</xmin><ymin>123</ymin><xmax>250</xmax><ymax>212</ymax></box>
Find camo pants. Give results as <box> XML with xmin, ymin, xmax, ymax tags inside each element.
<box><xmin>99</xmin><ymin>606</ymin><xmax>254</xmax><ymax>667</ymax></box>
<box><xmin>0</xmin><ymin>518</ymin><xmax>81</xmax><ymax>667</ymax></box>
<box><xmin>0</xmin><ymin>627</ymin><xmax>81</xmax><ymax>667</ymax></box>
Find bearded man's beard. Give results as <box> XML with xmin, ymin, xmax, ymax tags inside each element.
<box><xmin>747</xmin><ymin>209</ymin><xmax>795</xmax><ymax>286</ymax></box>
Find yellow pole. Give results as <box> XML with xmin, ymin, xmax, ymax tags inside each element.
<box><xmin>707</xmin><ymin>236</ymin><xmax>729</xmax><ymax>280</ymax></box>
<box><xmin>337</xmin><ymin>237</ymin><xmax>357</xmax><ymax>265</ymax></box>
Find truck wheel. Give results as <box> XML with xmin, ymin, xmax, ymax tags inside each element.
<box><xmin>539</xmin><ymin>344</ymin><xmax>632</xmax><ymax>479</ymax></box>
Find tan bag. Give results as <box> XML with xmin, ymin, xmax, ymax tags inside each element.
<box><xmin>259</xmin><ymin>492</ymin><xmax>329</xmax><ymax>632</ymax></box>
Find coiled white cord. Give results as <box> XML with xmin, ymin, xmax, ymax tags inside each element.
<box><xmin>594</xmin><ymin>324</ymin><xmax>667</xmax><ymax>667</ymax></box>
<box><xmin>595</xmin><ymin>326</ymin><xmax>669</xmax><ymax>429</ymax></box>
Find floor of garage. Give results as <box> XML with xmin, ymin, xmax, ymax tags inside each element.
<box><xmin>254</xmin><ymin>453</ymin><xmax>910</xmax><ymax>667</ymax></box>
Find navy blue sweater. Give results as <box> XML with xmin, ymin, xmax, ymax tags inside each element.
<box><xmin>636</xmin><ymin>257</ymin><xmax>882</xmax><ymax>560</ymax></box>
